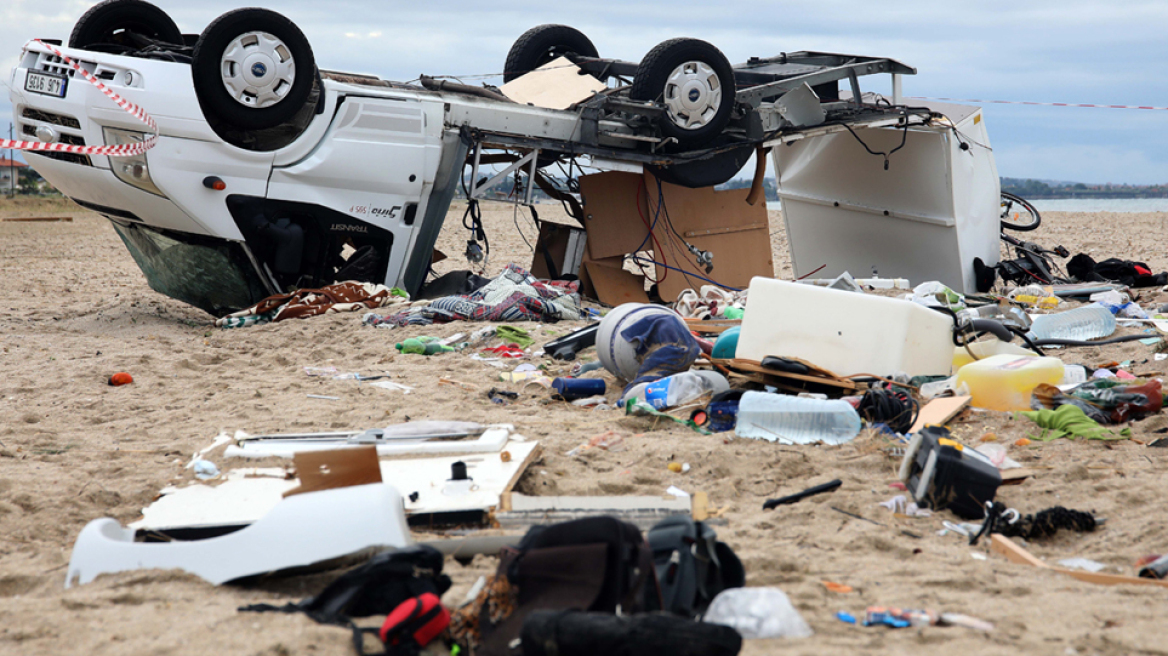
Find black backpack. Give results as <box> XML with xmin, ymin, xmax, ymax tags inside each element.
<box><xmin>644</xmin><ymin>515</ymin><xmax>745</xmax><ymax>618</ymax></box>
<box><xmin>455</xmin><ymin>516</ymin><xmax>661</xmax><ymax>656</ymax></box>
<box><xmin>240</xmin><ymin>545</ymin><xmax>452</xmax><ymax>654</ymax></box>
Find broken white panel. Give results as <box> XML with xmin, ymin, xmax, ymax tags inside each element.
<box><xmin>68</xmin><ymin>483</ymin><xmax>411</xmax><ymax>587</ymax></box>
<box><xmin>133</xmin><ymin>439</ymin><xmax>539</xmax><ymax>532</ymax></box>
<box><xmin>226</xmin><ymin>423</ymin><xmax>513</xmax><ymax>458</ymax></box>
<box><xmin>773</xmin><ymin>100</ymin><xmax>1000</xmax><ymax>294</ymax></box>
<box><xmin>500</xmin><ymin>57</ymin><xmax>606</xmax><ymax>110</ymax></box>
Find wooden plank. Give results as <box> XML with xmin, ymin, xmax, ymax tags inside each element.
<box><xmin>683</xmin><ymin>222</ymin><xmax>768</xmax><ymax>238</ymax></box>
<box><xmin>692</xmin><ymin>491</ymin><xmax>709</xmax><ymax>521</ymax></box>
<box><xmin>909</xmin><ymin>396</ymin><xmax>972</xmax><ymax>434</ymax></box>
<box><xmin>991</xmin><ymin>535</ymin><xmax>1168</xmax><ymax>589</ymax></box>
<box><xmin>989</xmin><ymin>534</ymin><xmax>1051</xmax><ymax>569</ymax></box>
<box><xmin>1000</xmin><ymin>468</ymin><xmax>1035</xmax><ymax>485</ymax></box>
<box><xmin>1053</xmin><ymin>568</ymin><xmax>1168</xmax><ymax>589</ymax></box>
<box><xmin>284</xmin><ymin>446</ymin><xmax>382</xmax><ymax>498</ymax></box>
<box><xmin>684</xmin><ymin>319</ymin><xmax>741</xmax><ymax>335</ymax></box>
<box><xmin>498</xmin><ymin>443</ymin><xmax>542</xmax><ymax>512</ymax></box>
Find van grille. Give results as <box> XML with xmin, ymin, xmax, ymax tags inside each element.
<box><xmin>22</xmin><ymin>108</ymin><xmax>82</xmax><ymax>130</ymax></box>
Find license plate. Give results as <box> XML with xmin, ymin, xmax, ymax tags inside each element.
<box><xmin>25</xmin><ymin>71</ymin><xmax>68</xmax><ymax>98</ymax></box>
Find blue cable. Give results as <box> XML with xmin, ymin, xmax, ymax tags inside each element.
<box><xmin>629</xmin><ymin>254</ymin><xmax>744</xmax><ymax>292</ymax></box>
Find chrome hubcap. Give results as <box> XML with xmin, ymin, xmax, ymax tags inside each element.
<box><xmin>662</xmin><ymin>60</ymin><xmax>722</xmax><ymax>130</ymax></box>
<box><xmin>220</xmin><ymin>31</ymin><xmax>296</xmax><ymax>108</ymax></box>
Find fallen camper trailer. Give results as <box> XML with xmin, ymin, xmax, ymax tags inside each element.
<box><xmin>7</xmin><ymin>1</ymin><xmax>964</xmax><ymax>315</ymax></box>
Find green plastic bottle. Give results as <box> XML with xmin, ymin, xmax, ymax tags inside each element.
<box><xmin>395</xmin><ymin>336</ymin><xmax>454</xmax><ymax>355</ymax></box>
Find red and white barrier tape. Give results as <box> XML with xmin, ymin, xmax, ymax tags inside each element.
<box><xmin>909</xmin><ymin>96</ymin><xmax>1168</xmax><ymax>111</ymax></box>
<box><xmin>0</xmin><ymin>40</ymin><xmax>158</xmax><ymax>157</ymax></box>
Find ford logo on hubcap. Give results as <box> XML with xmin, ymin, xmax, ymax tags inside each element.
<box><xmin>688</xmin><ymin>89</ymin><xmax>700</xmax><ymax>102</ymax></box>
<box><xmin>251</xmin><ymin>62</ymin><xmax>268</xmax><ymax>77</ymax></box>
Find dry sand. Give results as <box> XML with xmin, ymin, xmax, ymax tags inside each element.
<box><xmin>2</xmin><ymin>197</ymin><xmax>1168</xmax><ymax>655</ymax></box>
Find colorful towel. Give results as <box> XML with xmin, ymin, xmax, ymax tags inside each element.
<box><xmin>367</xmin><ymin>265</ymin><xmax>582</xmax><ymax>327</ymax></box>
<box><xmin>216</xmin><ymin>281</ymin><xmax>406</xmax><ymax>328</ymax></box>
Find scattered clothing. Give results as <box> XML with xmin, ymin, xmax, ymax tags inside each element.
<box><xmin>1067</xmin><ymin>253</ymin><xmax>1168</xmax><ymax>288</ymax></box>
<box><xmin>1018</xmin><ymin>404</ymin><xmax>1131</xmax><ymax>441</ymax></box>
<box><xmin>368</xmin><ymin>265</ymin><xmax>582</xmax><ymax>327</ymax></box>
<box><xmin>620</xmin><ymin>313</ymin><xmax>701</xmax><ymax>394</ymax></box>
<box><xmin>674</xmin><ymin>285</ymin><xmax>747</xmax><ymax>320</ymax></box>
<box><xmin>496</xmin><ymin>325</ymin><xmax>534</xmax><ymax>348</ymax></box>
<box><xmin>216</xmin><ymin>282</ymin><xmax>405</xmax><ymax>328</ymax></box>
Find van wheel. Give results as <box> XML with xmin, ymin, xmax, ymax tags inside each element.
<box><xmin>69</xmin><ymin>0</ymin><xmax>184</xmax><ymax>50</ymax></box>
<box><xmin>630</xmin><ymin>38</ymin><xmax>735</xmax><ymax>149</ymax></box>
<box><xmin>192</xmin><ymin>8</ymin><xmax>316</xmax><ymax>132</ymax></box>
<box><xmin>504</xmin><ymin>25</ymin><xmax>599</xmax><ymax>82</ymax></box>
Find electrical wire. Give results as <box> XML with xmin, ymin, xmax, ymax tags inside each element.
<box><xmin>632</xmin><ymin>179</ymin><xmax>667</xmax><ymax>284</ymax></box>
<box><xmin>858</xmin><ymin>387</ymin><xmax>919</xmax><ymax>434</ymax></box>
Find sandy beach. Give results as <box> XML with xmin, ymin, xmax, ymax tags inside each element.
<box><xmin>3</xmin><ymin>197</ymin><xmax>1168</xmax><ymax>655</ymax></box>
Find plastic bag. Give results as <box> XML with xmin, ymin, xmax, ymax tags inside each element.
<box><xmin>703</xmin><ymin>587</ymin><xmax>812</xmax><ymax>639</ymax></box>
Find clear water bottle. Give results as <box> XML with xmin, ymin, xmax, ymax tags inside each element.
<box><xmin>734</xmin><ymin>391</ymin><xmax>861</xmax><ymax>445</ymax></box>
<box><xmin>1025</xmin><ymin>304</ymin><xmax>1116</xmax><ymax>342</ymax></box>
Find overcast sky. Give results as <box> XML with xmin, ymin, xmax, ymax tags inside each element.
<box><xmin>3</xmin><ymin>0</ymin><xmax>1166</xmax><ymax>184</ymax></box>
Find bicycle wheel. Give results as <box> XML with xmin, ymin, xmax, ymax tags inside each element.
<box><xmin>1000</xmin><ymin>191</ymin><xmax>1041</xmax><ymax>231</ymax></box>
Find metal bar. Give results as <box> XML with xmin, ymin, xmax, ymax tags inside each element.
<box><xmin>736</xmin><ymin>59</ymin><xmax>899</xmax><ymax>106</ymax></box>
<box><xmin>847</xmin><ymin>69</ymin><xmax>863</xmax><ymax>107</ymax></box>
<box><xmin>471</xmin><ymin>149</ymin><xmax>537</xmax><ymax>200</ymax></box>
<box><xmin>524</xmin><ymin>148</ymin><xmax>538</xmax><ymax>205</ymax></box>
<box><xmin>892</xmin><ymin>73</ymin><xmax>903</xmax><ymax>105</ymax></box>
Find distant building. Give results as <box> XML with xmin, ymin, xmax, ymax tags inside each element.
<box><xmin>0</xmin><ymin>158</ymin><xmax>29</xmax><ymax>194</ymax></box>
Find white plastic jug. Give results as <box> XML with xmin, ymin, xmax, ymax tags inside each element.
<box><xmin>736</xmin><ymin>277</ymin><xmax>955</xmax><ymax>377</ymax></box>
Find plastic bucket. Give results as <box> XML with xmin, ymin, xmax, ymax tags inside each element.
<box><xmin>596</xmin><ymin>303</ymin><xmax>684</xmax><ymax>380</ymax></box>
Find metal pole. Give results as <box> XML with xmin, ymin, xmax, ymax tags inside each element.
<box><xmin>7</xmin><ymin>123</ymin><xmax>13</xmax><ymax>198</ymax></box>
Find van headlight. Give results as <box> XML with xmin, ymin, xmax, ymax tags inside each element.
<box><xmin>103</xmin><ymin>128</ymin><xmax>165</xmax><ymax>197</ymax></box>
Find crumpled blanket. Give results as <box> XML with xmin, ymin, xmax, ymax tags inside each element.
<box><xmin>367</xmin><ymin>265</ymin><xmax>582</xmax><ymax>327</ymax></box>
<box><xmin>620</xmin><ymin>313</ymin><xmax>700</xmax><ymax>393</ymax></box>
<box><xmin>216</xmin><ymin>281</ymin><xmax>405</xmax><ymax>328</ymax></box>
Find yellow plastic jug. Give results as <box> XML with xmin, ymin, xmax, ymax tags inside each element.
<box><xmin>955</xmin><ymin>354</ymin><xmax>1065</xmax><ymax>411</ymax></box>
<box><xmin>951</xmin><ymin>339</ymin><xmax>1038</xmax><ymax>372</ymax></box>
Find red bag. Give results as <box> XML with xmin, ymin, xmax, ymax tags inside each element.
<box><xmin>379</xmin><ymin>593</ymin><xmax>450</xmax><ymax>649</ymax></box>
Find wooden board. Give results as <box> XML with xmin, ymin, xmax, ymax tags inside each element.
<box><xmin>718</xmin><ymin>358</ymin><xmax>856</xmax><ymax>391</ymax></box>
<box><xmin>284</xmin><ymin>447</ymin><xmax>381</xmax><ymax>497</ymax></box>
<box><xmin>909</xmin><ymin>396</ymin><xmax>972</xmax><ymax>434</ymax></box>
<box><xmin>500</xmin><ymin>57</ymin><xmax>606</xmax><ymax>110</ymax></box>
<box><xmin>577</xmin><ymin>171</ymin><xmax>773</xmax><ymax>302</ymax></box>
<box><xmin>692</xmin><ymin>491</ymin><xmax>709</xmax><ymax>521</ymax></box>
<box><xmin>583</xmin><ymin>257</ymin><xmax>650</xmax><ymax>306</ymax></box>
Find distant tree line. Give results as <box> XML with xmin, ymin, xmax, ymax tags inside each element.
<box><xmin>1001</xmin><ymin>177</ymin><xmax>1168</xmax><ymax>199</ymax></box>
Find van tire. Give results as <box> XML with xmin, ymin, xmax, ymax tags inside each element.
<box><xmin>69</xmin><ymin>0</ymin><xmax>184</xmax><ymax>50</ymax></box>
<box><xmin>504</xmin><ymin>25</ymin><xmax>599</xmax><ymax>83</ymax></box>
<box><xmin>192</xmin><ymin>8</ymin><xmax>317</xmax><ymax>132</ymax></box>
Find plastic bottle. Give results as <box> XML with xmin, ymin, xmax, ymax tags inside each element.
<box><xmin>621</xmin><ymin>371</ymin><xmax>729</xmax><ymax>409</ymax></box>
<box><xmin>1026</xmin><ymin>304</ymin><xmax>1116</xmax><ymax>342</ymax></box>
<box><xmin>734</xmin><ymin>391</ymin><xmax>862</xmax><ymax>445</ymax></box>
<box><xmin>954</xmin><ymin>354</ymin><xmax>1065</xmax><ymax>411</ymax></box>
